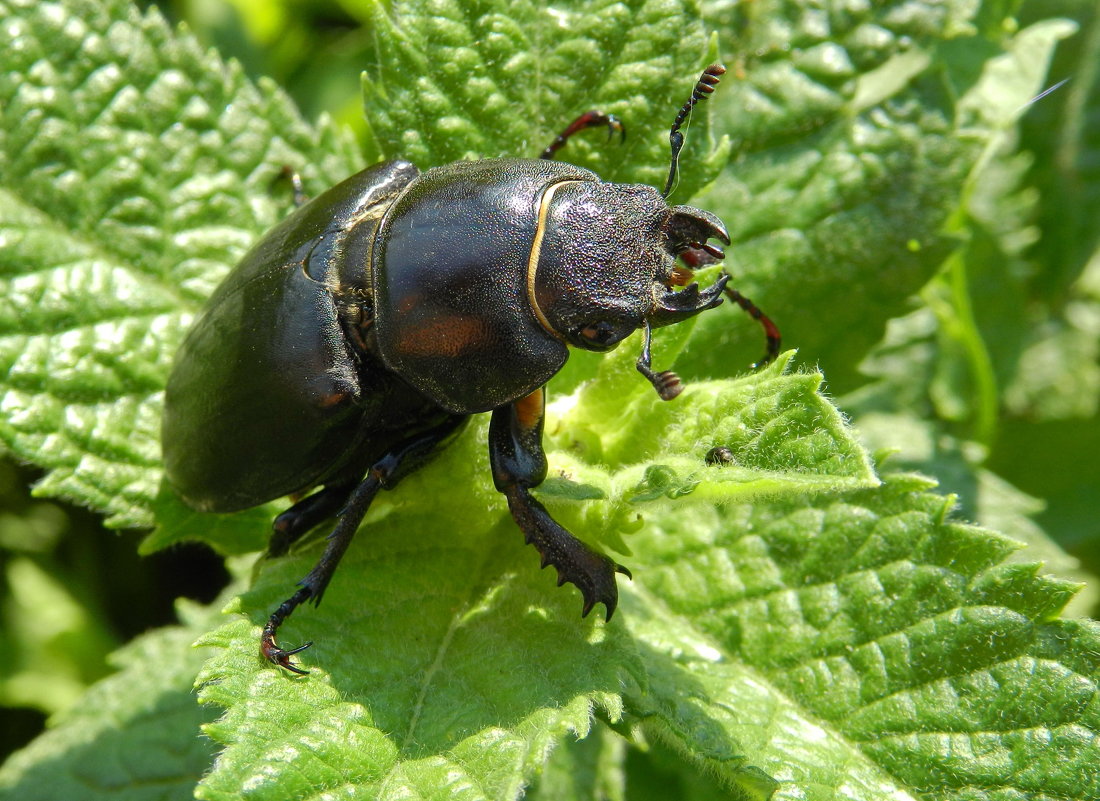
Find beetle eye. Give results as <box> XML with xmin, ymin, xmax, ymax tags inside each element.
<box><xmin>577</xmin><ymin>320</ymin><xmax>631</xmax><ymax>351</ymax></box>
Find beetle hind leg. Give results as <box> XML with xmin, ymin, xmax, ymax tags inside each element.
<box><xmin>489</xmin><ymin>389</ymin><xmax>630</xmax><ymax>620</ymax></box>
<box><xmin>260</xmin><ymin>414</ymin><xmax>467</xmax><ymax>674</ymax></box>
<box><xmin>260</xmin><ymin>472</ymin><xmax>384</xmax><ymax>673</ymax></box>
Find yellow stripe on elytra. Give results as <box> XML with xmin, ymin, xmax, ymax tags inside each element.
<box><xmin>527</xmin><ymin>180</ymin><xmax>583</xmax><ymax>340</ymax></box>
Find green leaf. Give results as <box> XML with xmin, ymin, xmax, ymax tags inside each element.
<box><xmin>3</xmin><ymin>0</ymin><xmax>1097</xmax><ymax>799</ymax></box>
<box><xmin>192</xmin><ymin>469</ymin><xmax>1100</xmax><ymax>799</ymax></box>
<box><xmin>1018</xmin><ymin>0</ymin><xmax>1100</xmax><ymax>300</ymax></box>
<box><xmin>0</xmin><ymin>556</ymin><xmax>117</xmax><ymax>714</ymax></box>
<box><xmin>842</xmin><ymin>403</ymin><xmax>1099</xmax><ymax>617</ymax></box>
<box><xmin>187</xmin><ymin>344</ymin><xmax>874</xmax><ymax>797</ymax></box>
<box><xmin>0</xmin><ymin>598</ymin><xmax>223</xmax><ymax>800</ymax></box>
<box><xmin>923</xmin><ymin>18</ymin><xmax>1078</xmax><ymax>443</ymax></box>
<box><xmin>677</xmin><ymin>0</ymin><xmax>1042</xmax><ymax>392</ymax></box>
<box><xmin>0</xmin><ymin>0</ymin><xmax>361</xmax><ymax>528</ymax></box>
<box><xmin>192</xmin><ymin>458</ymin><xmax>639</xmax><ymax>799</ymax></box>
<box><xmin>358</xmin><ymin>0</ymin><xmax>727</xmax><ymax>193</ymax></box>
<box><xmin>621</xmin><ymin>474</ymin><xmax>1100</xmax><ymax>800</ymax></box>
<box><xmin>525</xmin><ymin>724</ymin><xmax>628</xmax><ymax>801</ymax></box>
<box><xmin>990</xmin><ymin>414</ymin><xmax>1100</xmax><ymax>556</ymax></box>
<box><xmin>541</xmin><ymin>352</ymin><xmax>878</xmax><ymax>537</ymax></box>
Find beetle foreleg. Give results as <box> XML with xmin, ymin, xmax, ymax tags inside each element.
<box><xmin>501</xmin><ymin>485</ymin><xmax>632</xmax><ymax>620</ymax></box>
<box><xmin>489</xmin><ymin>388</ymin><xmax>630</xmax><ymax>620</ymax></box>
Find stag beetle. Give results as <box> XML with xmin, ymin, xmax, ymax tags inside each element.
<box><xmin>161</xmin><ymin>65</ymin><xmax>780</xmax><ymax>674</ymax></box>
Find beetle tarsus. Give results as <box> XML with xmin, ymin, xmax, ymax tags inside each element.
<box><xmin>260</xmin><ymin>585</ymin><xmax>315</xmax><ymax>674</ymax></box>
<box><xmin>267</xmin><ymin>651</ymin><xmax>311</xmax><ymax>675</ymax></box>
<box><xmin>261</xmin><ymin>633</ymin><xmax>313</xmax><ymax>676</ymax></box>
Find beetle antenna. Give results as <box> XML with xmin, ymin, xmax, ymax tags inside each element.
<box><xmin>677</xmin><ymin>240</ymin><xmax>781</xmax><ymax>368</ymax></box>
<box><xmin>636</xmin><ymin>321</ymin><xmax>683</xmax><ymax>400</ymax></box>
<box><xmin>662</xmin><ymin>64</ymin><xmax>725</xmax><ymax>198</ymax></box>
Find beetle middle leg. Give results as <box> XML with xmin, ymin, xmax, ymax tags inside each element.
<box><xmin>489</xmin><ymin>388</ymin><xmax>630</xmax><ymax>620</ymax></box>
<box><xmin>268</xmin><ymin>484</ymin><xmax>355</xmax><ymax>557</ymax></box>
<box><xmin>539</xmin><ymin>110</ymin><xmax>625</xmax><ymax>160</ymax></box>
<box><xmin>274</xmin><ymin>165</ymin><xmax>309</xmax><ymax>208</ymax></box>
<box><xmin>261</xmin><ymin>414</ymin><xmax>467</xmax><ymax>674</ymax></box>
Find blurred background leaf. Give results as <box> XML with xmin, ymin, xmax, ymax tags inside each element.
<box><xmin>1</xmin><ymin>0</ymin><xmax>1098</xmax><ymax>798</ymax></box>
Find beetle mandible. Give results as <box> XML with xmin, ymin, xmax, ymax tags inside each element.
<box><xmin>161</xmin><ymin>65</ymin><xmax>780</xmax><ymax>674</ymax></box>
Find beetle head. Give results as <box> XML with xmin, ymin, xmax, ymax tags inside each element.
<box><xmin>651</xmin><ymin>204</ymin><xmax>730</xmax><ymax>327</ymax></box>
<box><xmin>533</xmin><ymin>181</ymin><xmax>730</xmax><ymax>353</ymax></box>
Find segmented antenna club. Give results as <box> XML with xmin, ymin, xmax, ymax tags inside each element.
<box><xmin>662</xmin><ymin>64</ymin><xmax>726</xmax><ymax>198</ymax></box>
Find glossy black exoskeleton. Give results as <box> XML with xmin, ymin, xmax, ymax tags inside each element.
<box><xmin>161</xmin><ymin>65</ymin><xmax>780</xmax><ymax>674</ymax></box>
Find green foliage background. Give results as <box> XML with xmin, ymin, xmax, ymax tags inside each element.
<box><xmin>1</xmin><ymin>0</ymin><xmax>1099</xmax><ymax>799</ymax></box>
